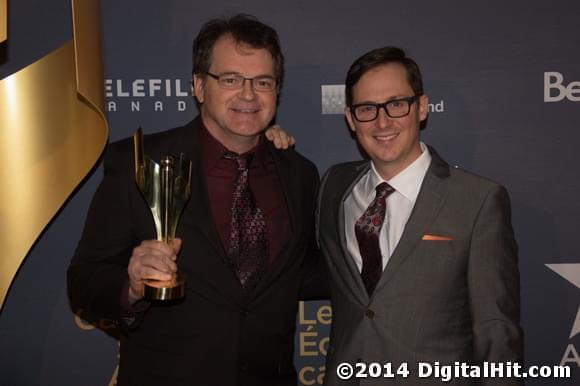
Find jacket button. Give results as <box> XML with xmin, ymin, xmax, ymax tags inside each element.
<box><xmin>240</xmin><ymin>362</ymin><xmax>247</xmax><ymax>372</ymax></box>
<box><xmin>241</xmin><ymin>309</ymin><xmax>248</xmax><ymax>317</ymax></box>
<box><xmin>365</xmin><ymin>309</ymin><xmax>375</xmax><ymax>319</ymax></box>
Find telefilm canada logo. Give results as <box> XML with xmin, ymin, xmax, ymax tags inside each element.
<box><xmin>546</xmin><ymin>263</ymin><xmax>580</xmax><ymax>368</ymax></box>
<box><xmin>544</xmin><ymin>72</ymin><xmax>580</xmax><ymax>102</ymax></box>
<box><xmin>105</xmin><ymin>78</ymin><xmax>193</xmax><ymax>112</ymax></box>
<box><xmin>320</xmin><ymin>85</ymin><xmax>445</xmax><ymax>115</ymax></box>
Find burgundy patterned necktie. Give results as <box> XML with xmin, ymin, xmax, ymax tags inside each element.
<box><xmin>355</xmin><ymin>182</ymin><xmax>395</xmax><ymax>296</ymax></box>
<box><xmin>224</xmin><ymin>151</ymin><xmax>268</xmax><ymax>291</ymax></box>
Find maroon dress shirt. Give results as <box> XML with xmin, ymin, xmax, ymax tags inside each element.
<box><xmin>199</xmin><ymin>124</ymin><xmax>290</xmax><ymax>263</ymax></box>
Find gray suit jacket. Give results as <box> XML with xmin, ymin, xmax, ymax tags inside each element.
<box><xmin>317</xmin><ymin>148</ymin><xmax>523</xmax><ymax>385</ymax></box>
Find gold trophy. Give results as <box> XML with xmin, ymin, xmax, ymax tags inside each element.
<box><xmin>133</xmin><ymin>128</ymin><xmax>192</xmax><ymax>301</ymax></box>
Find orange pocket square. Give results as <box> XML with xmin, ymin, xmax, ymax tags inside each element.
<box><xmin>422</xmin><ymin>234</ymin><xmax>454</xmax><ymax>241</ymax></box>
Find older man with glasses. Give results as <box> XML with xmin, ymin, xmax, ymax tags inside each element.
<box><xmin>68</xmin><ymin>14</ymin><xmax>325</xmax><ymax>386</ymax></box>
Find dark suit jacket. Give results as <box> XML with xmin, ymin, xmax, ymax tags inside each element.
<box><xmin>67</xmin><ymin>117</ymin><xmax>321</xmax><ymax>386</ymax></box>
<box><xmin>317</xmin><ymin>148</ymin><xmax>523</xmax><ymax>386</ymax></box>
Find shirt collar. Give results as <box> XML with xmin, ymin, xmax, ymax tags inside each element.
<box><xmin>199</xmin><ymin>122</ymin><xmax>267</xmax><ymax>173</ymax></box>
<box><xmin>366</xmin><ymin>142</ymin><xmax>432</xmax><ymax>202</ymax></box>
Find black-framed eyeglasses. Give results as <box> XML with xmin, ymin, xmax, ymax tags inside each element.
<box><xmin>206</xmin><ymin>72</ymin><xmax>277</xmax><ymax>92</ymax></box>
<box><xmin>350</xmin><ymin>96</ymin><xmax>419</xmax><ymax>122</ymax></box>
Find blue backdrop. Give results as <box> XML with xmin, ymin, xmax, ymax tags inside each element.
<box><xmin>1</xmin><ymin>1</ymin><xmax>579</xmax><ymax>385</ymax></box>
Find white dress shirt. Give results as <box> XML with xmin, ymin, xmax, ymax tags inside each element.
<box><xmin>344</xmin><ymin>142</ymin><xmax>432</xmax><ymax>272</ymax></box>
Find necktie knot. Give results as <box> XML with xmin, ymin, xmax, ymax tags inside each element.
<box><xmin>223</xmin><ymin>151</ymin><xmax>253</xmax><ymax>171</ymax></box>
<box><xmin>375</xmin><ymin>182</ymin><xmax>394</xmax><ymax>199</ymax></box>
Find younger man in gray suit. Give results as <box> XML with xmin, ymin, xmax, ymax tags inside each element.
<box><xmin>318</xmin><ymin>47</ymin><xmax>523</xmax><ymax>385</ymax></box>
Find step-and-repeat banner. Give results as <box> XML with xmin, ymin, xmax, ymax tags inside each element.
<box><xmin>1</xmin><ymin>0</ymin><xmax>579</xmax><ymax>385</ymax></box>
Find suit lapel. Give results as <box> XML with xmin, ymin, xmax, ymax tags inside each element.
<box><xmin>170</xmin><ymin>119</ymin><xmax>243</xmax><ymax>303</ymax></box>
<box><xmin>334</xmin><ymin>162</ymin><xmax>373</xmax><ymax>303</ymax></box>
<box><xmin>373</xmin><ymin>148</ymin><xmax>450</xmax><ymax>294</ymax></box>
<box><xmin>175</xmin><ymin>120</ymin><xmax>227</xmax><ymax>262</ymax></box>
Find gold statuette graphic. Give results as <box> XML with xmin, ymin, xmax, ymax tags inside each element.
<box><xmin>0</xmin><ymin>0</ymin><xmax>108</xmax><ymax>312</ymax></box>
<box><xmin>133</xmin><ymin>128</ymin><xmax>192</xmax><ymax>301</ymax></box>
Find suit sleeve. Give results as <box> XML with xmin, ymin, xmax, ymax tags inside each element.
<box><xmin>67</xmin><ymin>141</ymin><xmax>139</xmax><ymax>326</ymax></box>
<box><xmin>468</xmin><ymin>184</ymin><xmax>524</xmax><ymax>384</ymax></box>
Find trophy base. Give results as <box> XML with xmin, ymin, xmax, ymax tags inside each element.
<box><xmin>143</xmin><ymin>273</ymin><xmax>185</xmax><ymax>301</ymax></box>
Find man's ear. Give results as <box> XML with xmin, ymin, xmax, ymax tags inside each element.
<box><xmin>418</xmin><ymin>94</ymin><xmax>429</xmax><ymax>122</ymax></box>
<box><xmin>345</xmin><ymin>107</ymin><xmax>356</xmax><ymax>132</ymax></box>
<box><xmin>192</xmin><ymin>74</ymin><xmax>205</xmax><ymax>103</ymax></box>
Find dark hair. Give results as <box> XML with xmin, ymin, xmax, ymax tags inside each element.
<box><xmin>192</xmin><ymin>14</ymin><xmax>284</xmax><ymax>89</ymax></box>
<box><xmin>345</xmin><ymin>46</ymin><xmax>423</xmax><ymax>107</ymax></box>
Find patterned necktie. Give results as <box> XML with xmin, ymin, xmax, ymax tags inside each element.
<box><xmin>224</xmin><ymin>151</ymin><xmax>268</xmax><ymax>291</ymax></box>
<box><xmin>355</xmin><ymin>182</ymin><xmax>395</xmax><ymax>296</ymax></box>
